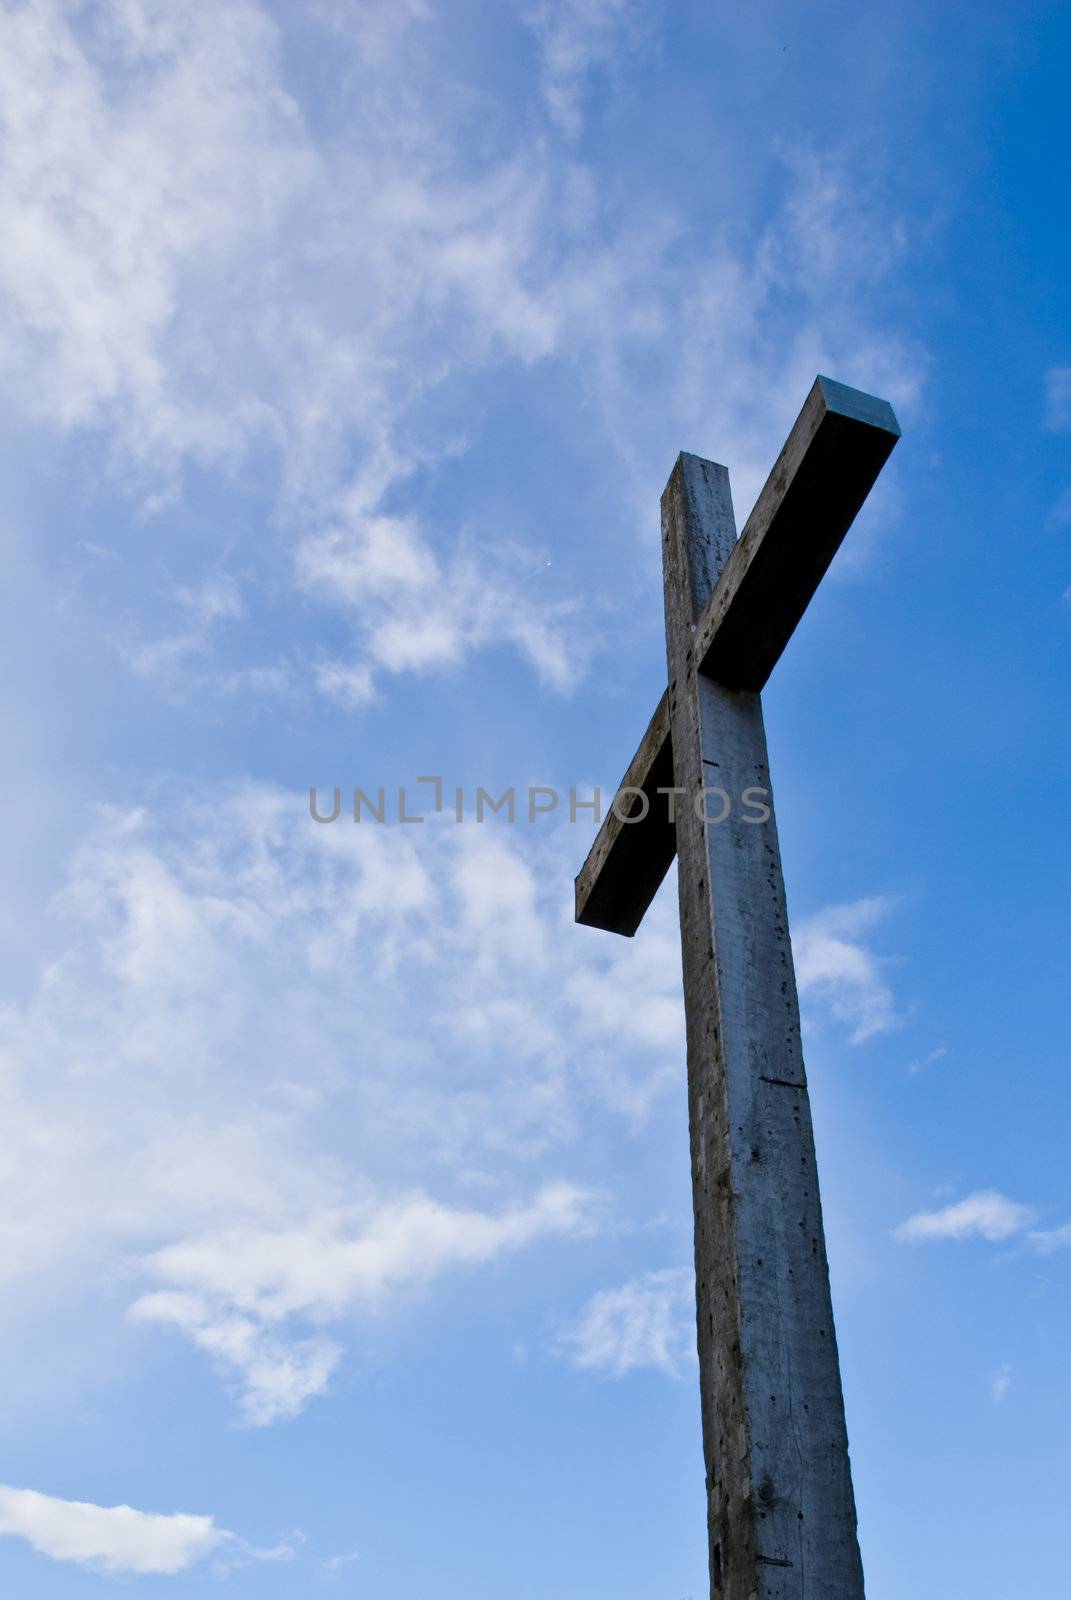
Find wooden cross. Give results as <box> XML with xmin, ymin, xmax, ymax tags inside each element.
<box><xmin>575</xmin><ymin>377</ymin><xmax>900</xmax><ymax>1599</ymax></box>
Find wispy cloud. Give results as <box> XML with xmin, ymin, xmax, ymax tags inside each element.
<box><xmin>794</xmin><ymin>895</ymin><xmax>903</xmax><ymax>1043</ymax></box>
<box><xmin>131</xmin><ymin>1184</ymin><xmax>596</xmax><ymax>1423</ymax></box>
<box><xmin>118</xmin><ymin>572</ymin><xmax>248</xmax><ymax>681</ymax></box>
<box><xmin>1045</xmin><ymin>366</ymin><xmax>1071</xmax><ymax>431</ymax></box>
<box><xmin>1026</xmin><ymin>1221</ymin><xmax>1071</xmax><ymax>1254</ymax></box>
<box><xmin>558</xmin><ymin>1267</ymin><xmax>695</xmax><ymax>1378</ymax></box>
<box><xmin>322</xmin><ymin>1547</ymin><xmax>361</xmax><ymax>1576</ymax></box>
<box><xmin>0</xmin><ymin>0</ymin><xmax>924</xmax><ymax>1451</ymax></box>
<box><xmin>1048</xmin><ymin>490</ymin><xmax>1071</xmax><ymax>531</ymax></box>
<box><xmin>0</xmin><ymin>791</ymin><xmax>682</xmax><ymax>1419</ymax></box>
<box><xmin>0</xmin><ymin>1</ymin><xmax>920</xmax><ymax>709</ymax></box>
<box><xmin>130</xmin><ymin>1295</ymin><xmax>343</xmax><ymax>1428</ymax></box>
<box><xmin>907</xmin><ymin>1045</ymin><xmax>947</xmax><ymax>1075</ymax></box>
<box><xmin>298</xmin><ymin>502</ymin><xmax>585</xmax><ymax>700</ymax></box>
<box><xmin>991</xmin><ymin>1363</ymin><xmax>1013</xmax><ymax>1403</ymax></box>
<box><xmin>0</xmin><ymin>0</ymin><xmax>589</xmax><ymax>700</ymax></box>
<box><xmin>525</xmin><ymin>0</ymin><xmax>650</xmax><ymax>136</ymax></box>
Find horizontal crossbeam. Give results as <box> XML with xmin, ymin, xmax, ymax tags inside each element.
<box><xmin>573</xmin><ymin>690</ymin><xmax>675</xmax><ymax>936</ymax></box>
<box><xmin>575</xmin><ymin>375</ymin><xmax>900</xmax><ymax>937</ymax></box>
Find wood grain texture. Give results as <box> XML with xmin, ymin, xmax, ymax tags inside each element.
<box><xmin>661</xmin><ymin>454</ymin><xmax>865</xmax><ymax>1599</ymax></box>
<box><xmin>695</xmin><ymin>376</ymin><xmax>900</xmax><ymax>690</ymax></box>
<box><xmin>574</xmin><ymin>379</ymin><xmax>899</xmax><ymax>936</ymax></box>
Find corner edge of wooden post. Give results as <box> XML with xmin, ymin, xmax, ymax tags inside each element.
<box><xmin>814</xmin><ymin>373</ymin><xmax>902</xmax><ymax>439</ymax></box>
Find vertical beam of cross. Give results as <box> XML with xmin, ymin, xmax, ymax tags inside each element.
<box><xmin>663</xmin><ymin>457</ymin><xmax>864</xmax><ymax>1598</ymax></box>
<box><xmin>574</xmin><ymin>378</ymin><xmax>901</xmax><ymax>1598</ymax></box>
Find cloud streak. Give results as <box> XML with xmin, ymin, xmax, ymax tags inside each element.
<box><xmin>1045</xmin><ymin>366</ymin><xmax>1071</xmax><ymax>431</ymax></box>
<box><xmin>0</xmin><ymin>0</ymin><xmax>920</xmax><ymax>710</ymax></box>
<box><xmin>893</xmin><ymin>1188</ymin><xmax>1071</xmax><ymax>1257</ymax></box>
<box><xmin>132</xmin><ymin>1183</ymin><xmax>596</xmax><ymax>1423</ymax></box>
<box><xmin>525</xmin><ymin>0</ymin><xmax>649</xmax><ymax>136</ymax></box>
<box><xmin>559</xmin><ymin>1268</ymin><xmax>695</xmax><ymax>1379</ymax></box>
<box><xmin>0</xmin><ymin>1484</ymin><xmax>271</xmax><ymax>1577</ymax></box>
<box><xmin>893</xmin><ymin>1190</ymin><xmax>1035</xmax><ymax>1243</ymax></box>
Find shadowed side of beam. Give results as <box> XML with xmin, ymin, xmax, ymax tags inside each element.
<box><xmin>574</xmin><ymin>690</ymin><xmax>676</xmax><ymax>936</ymax></box>
<box><xmin>696</xmin><ymin>375</ymin><xmax>901</xmax><ymax>689</ymax></box>
<box><xmin>575</xmin><ymin>455</ymin><xmax>737</xmax><ymax>937</ymax></box>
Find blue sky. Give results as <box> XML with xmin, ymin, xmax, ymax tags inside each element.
<box><xmin>0</xmin><ymin>0</ymin><xmax>1069</xmax><ymax>1594</ymax></box>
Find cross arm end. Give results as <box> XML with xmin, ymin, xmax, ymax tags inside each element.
<box><xmin>574</xmin><ymin>689</ymin><xmax>677</xmax><ymax>937</ymax></box>
<box><xmin>815</xmin><ymin>374</ymin><xmax>901</xmax><ymax>439</ymax></box>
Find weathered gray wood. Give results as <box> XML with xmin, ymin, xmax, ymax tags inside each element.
<box><xmin>662</xmin><ymin>454</ymin><xmax>865</xmax><ymax>1598</ymax></box>
<box><xmin>573</xmin><ymin>379</ymin><xmax>899</xmax><ymax>1593</ymax></box>
<box><xmin>574</xmin><ymin>379</ymin><xmax>899</xmax><ymax>936</ymax></box>
<box><xmin>695</xmin><ymin>376</ymin><xmax>900</xmax><ymax>689</ymax></box>
<box><xmin>574</xmin><ymin>689</ymin><xmax>675</xmax><ymax>937</ymax></box>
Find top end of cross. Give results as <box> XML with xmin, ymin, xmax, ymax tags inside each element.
<box><xmin>815</xmin><ymin>375</ymin><xmax>901</xmax><ymax>438</ymax></box>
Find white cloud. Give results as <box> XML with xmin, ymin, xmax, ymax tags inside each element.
<box><xmin>991</xmin><ymin>1363</ymin><xmax>1012</xmax><ymax>1403</ymax></box>
<box><xmin>525</xmin><ymin>0</ymin><xmax>649</xmax><ymax>136</ymax></box>
<box><xmin>313</xmin><ymin>659</ymin><xmax>377</xmax><ymax>710</ymax></box>
<box><xmin>140</xmin><ymin>1183</ymin><xmax>596</xmax><ymax>1322</ymax></box>
<box><xmin>793</xmin><ymin>895</ymin><xmax>902</xmax><ymax>1043</ymax></box>
<box><xmin>0</xmin><ymin>0</ymin><xmax>587</xmax><ymax>700</ymax></box>
<box><xmin>119</xmin><ymin>571</ymin><xmax>249</xmax><ymax>681</ymax></box>
<box><xmin>1026</xmin><ymin>1221</ymin><xmax>1071</xmax><ymax>1255</ymax></box>
<box><xmin>0</xmin><ymin>1484</ymin><xmax>226</xmax><ymax>1575</ymax></box>
<box><xmin>907</xmin><ymin>1045</ymin><xmax>947</xmax><ymax>1075</ymax></box>
<box><xmin>894</xmin><ymin>1191</ymin><xmax>1071</xmax><ymax>1255</ymax></box>
<box><xmin>0</xmin><ymin>1</ymin><xmax>919</xmax><ymax>709</ymax></box>
<box><xmin>559</xmin><ymin>1267</ymin><xmax>694</xmax><ymax>1378</ymax></box>
<box><xmin>0</xmin><ymin>0</ymin><xmax>925</xmax><ymax>1443</ymax></box>
<box><xmin>323</xmin><ymin>1547</ymin><xmax>361</xmax><ymax>1575</ymax></box>
<box><xmin>1045</xmin><ymin>366</ymin><xmax>1071</xmax><ymax>431</ymax></box>
<box><xmin>0</xmin><ymin>791</ymin><xmax>683</xmax><ymax>1419</ymax></box>
<box><xmin>0</xmin><ymin>0</ymin><xmax>311</xmax><ymax>450</ymax></box>
<box><xmin>564</xmin><ymin>922</ymin><xmax>684</xmax><ymax>1119</ymax></box>
<box><xmin>131</xmin><ymin>1183</ymin><xmax>595</xmax><ymax>1423</ymax></box>
<box><xmin>892</xmin><ymin>1190</ymin><xmax>1035</xmax><ymax>1244</ymax></box>
<box><xmin>131</xmin><ymin>1295</ymin><xmax>343</xmax><ymax>1427</ymax></box>
<box><xmin>297</xmin><ymin>501</ymin><xmax>584</xmax><ymax>696</ymax></box>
